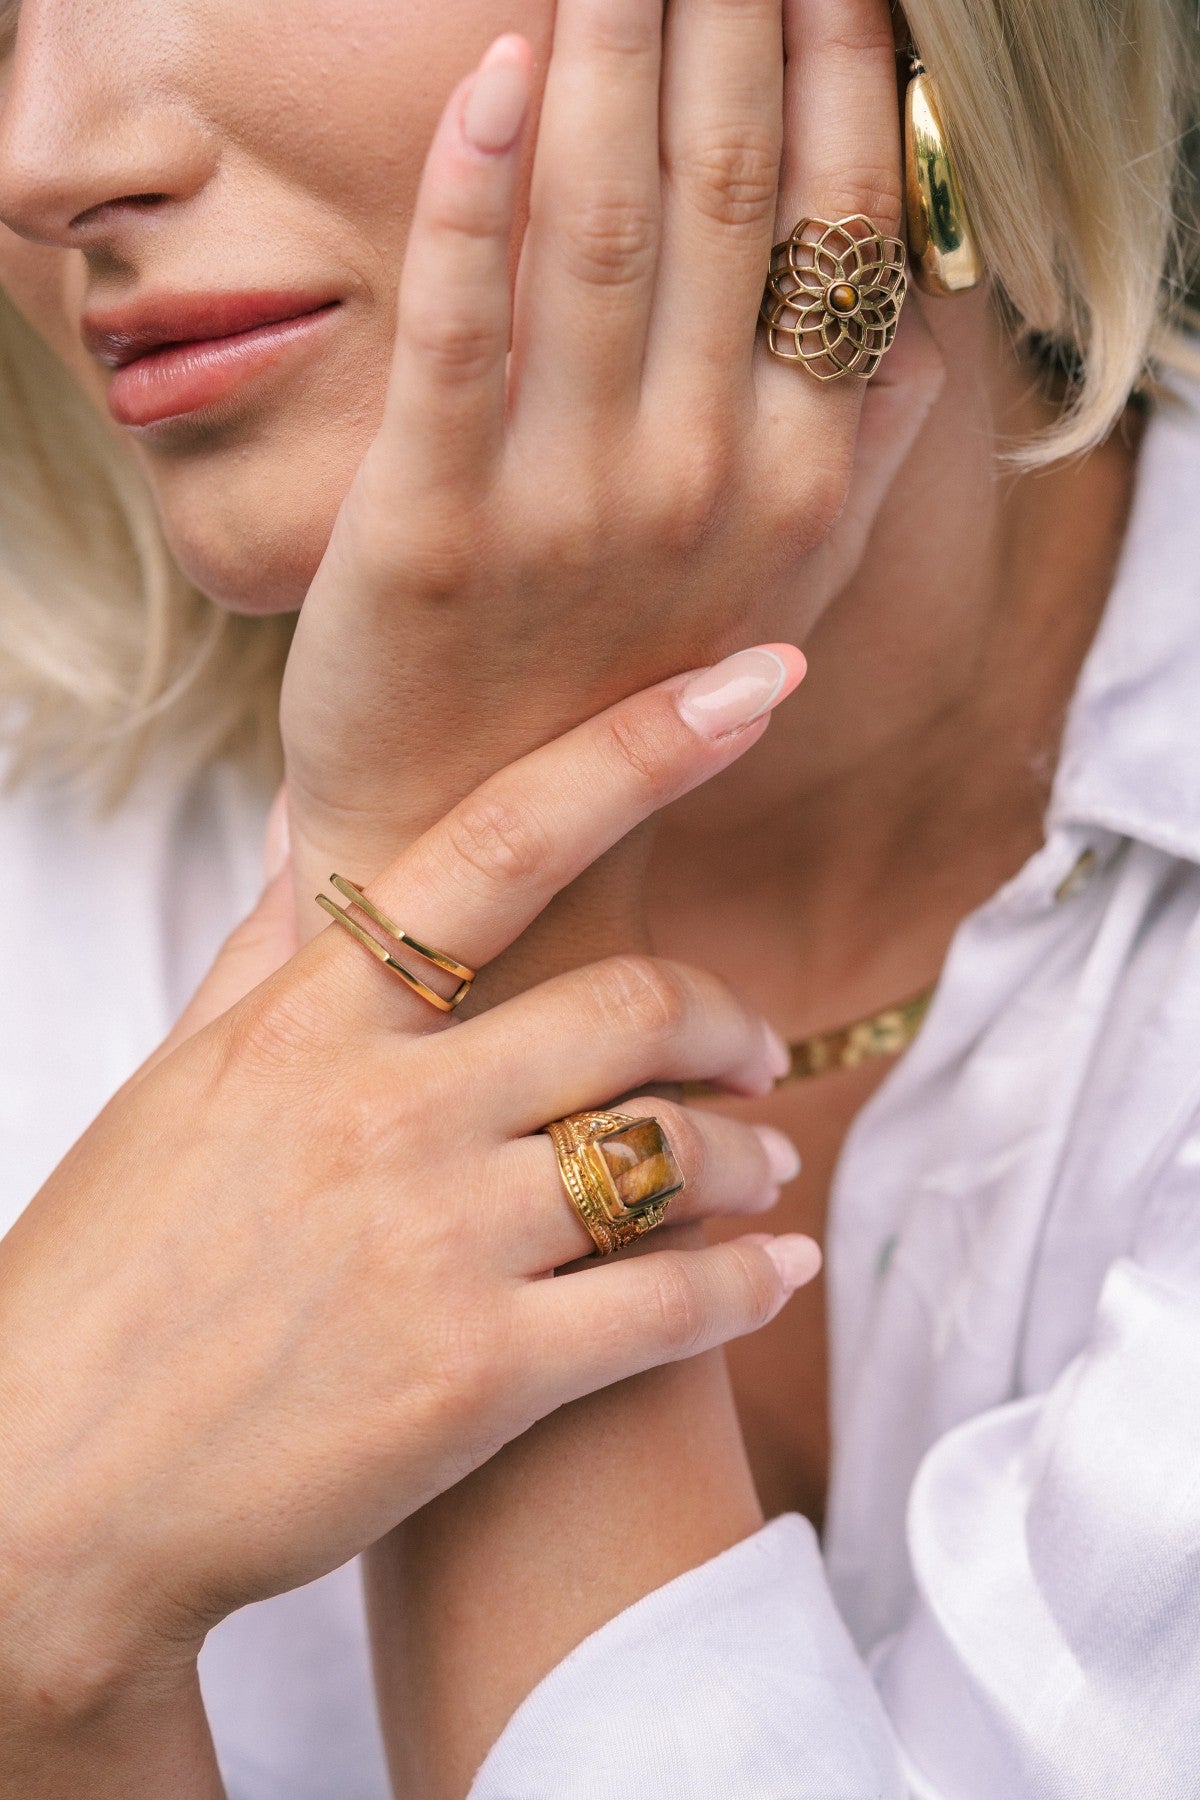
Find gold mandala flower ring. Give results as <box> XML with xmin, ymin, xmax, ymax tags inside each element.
<box><xmin>760</xmin><ymin>215</ymin><xmax>907</xmax><ymax>381</ymax></box>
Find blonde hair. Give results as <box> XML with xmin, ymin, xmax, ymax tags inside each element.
<box><xmin>1</xmin><ymin>0</ymin><xmax>1198</xmax><ymax>801</ymax></box>
<box><xmin>907</xmin><ymin>0</ymin><xmax>1200</xmax><ymax>459</ymax></box>
<box><xmin>0</xmin><ymin>292</ymin><xmax>291</xmax><ymax>805</ymax></box>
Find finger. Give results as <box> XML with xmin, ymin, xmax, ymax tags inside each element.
<box><xmin>777</xmin><ymin>0</ymin><xmax>900</xmax><ymax>242</ymax></box>
<box><xmin>379</xmin><ymin>36</ymin><xmax>533</xmax><ymax>499</ymax></box>
<box><xmin>509</xmin><ymin>0</ymin><xmax>662</xmax><ymax>427</ymax></box>
<box><xmin>759</xmin><ymin>0</ymin><xmax>902</xmax><ymax>409</ymax></box>
<box><xmin>646</xmin><ymin>0</ymin><xmax>783</xmax><ymax>396</ymax></box>
<box><xmin>309</xmin><ymin>644</ymin><xmax>805</xmax><ymax>1032</ymax></box>
<box><xmin>496</xmin><ymin>1104</ymin><xmax>801</xmax><ymax>1272</ymax></box>
<box><xmin>827</xmin><ymin>302</ymin><xmax>946</xmax><ymax>569</ymax></box>
<box><xmin>519</xmin><ymin>1233</ymin><xmax>822</xmax><ymax>1409</ymax></box>
<box><xmin>449</xmin><ymin>962</ymin><xmax>789</xmax><ymax>1136</ymax></box>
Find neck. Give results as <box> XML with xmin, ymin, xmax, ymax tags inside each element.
<box><xmin>647</xmin><ymin>295</ymin><xmax>1140</xmax><ymax>1034</ymax></box>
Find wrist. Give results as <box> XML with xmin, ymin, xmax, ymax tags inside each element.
<box><xmin>0</xmin><ymin>1499</ymin><xmax>200</xmax><ymax>1737</ymax></box>
<box><xmin>0</xmin><ymin>1653</ymin><xmax>220</xmax><ymax>1800</ymax></box>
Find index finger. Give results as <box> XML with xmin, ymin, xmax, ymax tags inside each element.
<box><xmin>312</xmin><ymin>643</ymin><xmax>805</xmax><ymax>1031</ymax></box>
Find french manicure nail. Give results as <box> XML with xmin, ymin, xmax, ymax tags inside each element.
<box><xmin>762</xmin><ymin>1235</ymin><xmax>823</xmax><ymax>1290</ymax></box>
<box><xmin>754</xmin><ymin>1124</ymin><xmax>803</xmax><ymax>1185</ymax></box>
<box><xmin>676</xmin><ymin>645</ymin><xmax>806</xmax><ymax>740</ymax></box>
<box><xmin>462</xmin><ymin>39</ymin><xmax>530</xmax><ymax>153</ymax></box>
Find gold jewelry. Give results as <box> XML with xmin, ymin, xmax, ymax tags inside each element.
<box><xmin>760</xmin><ymin>214</ymin><xmax>906</xmax><ymax>380</ymax></box>
<box><xmin>545</xmin><ymin>1111</ymin><xmax>685</xmax><ymax>1256</ymax></box>
<box><xmin>315</xmin><ymin>875</ymin><xmax>476</xmax><ymax>1013</ymax></box>
<box><xmin>783</xmin><ymin>984</ymin><xmax>934</xmax><ymax>1080</ymax></box>
<box><xmin>682</xmin><ymin>983</ymin><xmax>935</xmax><ymax>1098</ymax></box>
<box><xmin>904</xmin><ymin>57</ymin><xmax>982</xmax><ymax>297</ymax></box>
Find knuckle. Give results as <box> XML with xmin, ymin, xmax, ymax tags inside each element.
<box><xmin>405</xmin><ymin>1310</ymin><xmax>519</xmax><ymax>1469</ymax></box>
<box><xmin>575</xmin><ymin>1</ymin><xmax>658</xmax><ymax>60</ymax></box>
<box><xmin>731</xmin><ymin>1243</ymin><xmax>781</xmax><ymax>1331</ymax></box>
<box><xmin>441</xmin><ymin>787</ymin><xmax>552</xmax><ymax>893</ymax></box>
<box><xmin>649</xmin><ymin>1259</ymin><xmax>709</xmax><ymax>1359</ymax></box>
<box><xmin>657</xmin><ymin>432</ymin><xmax>739</xmax><ymax>550</ymax></box>
<box><xmin>218</xmin><ymin>977</ymin><xmax>313</xmax><ymax>1081</ymax></box>
<box><xmin>390</xmin><ymin>523</ymin><xmax>479</xmax><ymax>604</ymax></box>
<box><xmin>327</xmin><ymin>1078</ymin><xmax>401</xmax><ymax>1174</ymax></box>
<box><xmin>399</xmin><ymin>298</ymin><xmax>505</xmax><ymax>380</ymax></box>
<box><xmin>345</xmin><ymin>464</ymin><xmax>485</xmax><ymax>598</ymax></box>
<box><xmin>600</xmin><ymin>705</ymin><xmax>681</xmax><ymax>804</ymax></box>
<box><xmin>591</xmin><ymin>955</ymin><xmax>690</xmax><ymax>1044</ymax></box>
<box><xmin>817</xmin><ymin>170</ymin><xmax>906</xmax><ymax>241</ymax></box>
<box><xmin>813</xmin><ymin>17</ymin><xmax>896</xmax><ymax>61</ymax></box>
<box><xmin>673</xmin><ymin>129</ymin><xmax>780</xmax><ymax>231</ymax></box>
<box><xmin>769</xmin><ymin>454</ymin><xmax>851</xmax><ymax>554</ymax></box>
<box><xmin>561</xmin><ymin>185</ymin><xmax>658</xmax><ymax>289</ymax></box>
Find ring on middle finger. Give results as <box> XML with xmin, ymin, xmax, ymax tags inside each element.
<box><xmin>760</xmin><ymin>213</ymin><xmax>907</xmax><ymax>381</ymax></box>
<box><xmin>545</xmin><ymin>1110</ymin><xmax>686</xmax><ymax>1256</ymax></box>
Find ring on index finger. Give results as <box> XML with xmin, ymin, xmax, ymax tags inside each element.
<box><xmin>545</xmin><ymin>1110</ymin><xmax>686</xmax><ymax>1256</ymax></box>
<box><xmin>315</xmin><ymin>875</ymin><xmax>476</xmax><ymax>1013</ymax></box>
<box><xmin>760</xmin><ymin>214</ymin><xmax>907</xmax><ymax>381</ymax></box>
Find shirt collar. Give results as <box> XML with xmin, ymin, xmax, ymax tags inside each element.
<box><xmin>1049</xmin><ymin>377</ymin><xmax>1200</xmax><ymax>864</ymax></box>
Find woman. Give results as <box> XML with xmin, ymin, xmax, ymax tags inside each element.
<box><xmin>0</xmin><ymin>0</ymin><xmax>1197</xmax><ymax>1793</ymax></box>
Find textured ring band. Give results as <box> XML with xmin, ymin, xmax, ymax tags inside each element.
<box><xmin>760</xmin><ymin>213</ymin><xmax>907</xmax><ymax>381</ymax></box>
<box><xmin>545</xmin><ymin>1110</ymin><xmax>686</xmax><ymax>1256</ymax></box>
<box><xmin>315</xmin><ymin>875</ymin><xmax>476</xmax><ymax>1013</ymax></box>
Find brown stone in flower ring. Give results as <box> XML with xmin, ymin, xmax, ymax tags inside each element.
<box><xmin>760</xmin><ymin>214</ymin><xmax>907</xmax><ymax>381</ymax></box>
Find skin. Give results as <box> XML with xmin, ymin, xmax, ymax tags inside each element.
<box><xmin>0</xmin><ymin>0</ymin><xmax>1139</xmax><ymax>1793</ymax></box>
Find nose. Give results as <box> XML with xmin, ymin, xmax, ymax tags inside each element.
<box><xmin>0</xmin><ymin>2</ymin><xmax>216</xmax><ymax>251</ymax></box>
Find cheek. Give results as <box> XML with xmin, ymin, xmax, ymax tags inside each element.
<box><xmin>148</xmin><ymin>0</ymin><xmax>554</xmax><ymax>614</ymax></box>
<box><xmin>0</xmin><ymin>229</ymin><xmax>104</xmax><ymax>404</ymax></box>
<box><xmin>196</xmin><ymin>0</ymin><xmax>554</xmax><ymax>262</ymax></box>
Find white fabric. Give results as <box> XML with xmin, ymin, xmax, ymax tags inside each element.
<box><xmin>4</xmin><ymin>385</ymin><xmax>1200</xmax><ymax>1797</ymax></box>
<box><xmin>0</xmin><ymin>760</ymin><xmax>391</xmax><ymax>1800</ymax></box>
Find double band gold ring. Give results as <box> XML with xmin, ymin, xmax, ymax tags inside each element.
<box><xmin>316</xmin><ymin>875</ymin><xmax>476</xmax><ymax>1013</ymax></box>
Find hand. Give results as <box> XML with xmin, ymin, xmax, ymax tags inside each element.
<box><xmin>280</xmin><ymin>0</ymin><xmax>942</xmax><ymax>889</ymax></box>
<box><xmin>0</xmin><ymin>652</ymin><xmax>816</xmax><ymax>1730</ymax></box>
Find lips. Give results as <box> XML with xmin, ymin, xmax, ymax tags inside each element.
<box><xmin>82</xmin><ymin>290</ymin><xmax>341</xmax><ymax>428</ymax></box>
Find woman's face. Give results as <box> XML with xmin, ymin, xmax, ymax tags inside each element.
<box><xmin>0</xmin><ymin>0</ymin><xmax>552</xmax><ymax>610</ymax></box>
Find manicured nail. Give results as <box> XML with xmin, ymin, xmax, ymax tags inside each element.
<box><xmin>462</xmin><ymin>37</ymin><xmax>530</xmax><ymax>153</ymax></box>
<box><xmin>261</xmin><ymin>785</ymin><xmax>290</xmax><ymax>885</ymax></box>
<box><xmin>754</xmin><ymin>1125</ymin><xmax>802</xmax><ymax>1185</ymax></box>
<box><xmin>762</xmin><ymin>1022</ymin><xmax>792</xmax><ymax>1080</ymax></box>
<box><xmin>676</xmin><ymin>645</ymin><xmax>806</xmax><ymax>740</ymax></box>
<box><xmin>762</xmin><ymin>1235</ymin><xmax>823</xmax><ymax>1290</ymax></box>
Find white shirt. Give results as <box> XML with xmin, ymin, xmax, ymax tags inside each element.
<box><xmin>4</xmin><ymin>385</ymin><xmax>1200</xmax><ymax>1798</ymax></box>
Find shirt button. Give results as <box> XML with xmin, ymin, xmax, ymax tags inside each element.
<box><xmin>1054</xmin><ymin>846</ymin><xmax>1097</xmax><ymax>903</ymax></box>
<box><xmin>876</xmin><ymin>1235</ymin><xmax>898</xmax><ymax>1280</ymax></box>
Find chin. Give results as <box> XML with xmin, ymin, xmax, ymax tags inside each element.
<box><xmin>144</xmin><ymin>408</ymin><xmax>376</xmax><ymax>615</ymax></box>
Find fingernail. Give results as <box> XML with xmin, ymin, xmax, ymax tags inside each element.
<box><xmin>676</xmin><ymin>645</ymin><xmax>806</xmax><ymax>740</ymax></box>
<box><xmin>261</xmin><ymin>786</ymin><xmax>290</xmax><ymax>885</ymax></box>
<box><xmin>762</xmin><ymin>1021</ymin><xmax>792</xmax><ymax>1080</ymax></box>
<box><xmin>462</xmin><ymin>38</ymin><xmax>530</xmax><ymax>153</ymax></box>
<box><xmin>754</xmin><ymin>1125</ymin><xmax>802</xmax><ymax>1185</ymax></box>
<box><xmin>762</xmin><ymin>1235</ymin><xmax>823</xmax><ymax>1290</ymax></box>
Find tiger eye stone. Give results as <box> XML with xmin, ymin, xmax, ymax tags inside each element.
<box><xmin>827</xmin><ymin>281</ymin><xmax>858</xmax><ymax>315</ymax></box>
<box><xmin>594</xmin><ymin>1119</ymin><xmax>685</xmax><ymax>1215</ymax></box>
